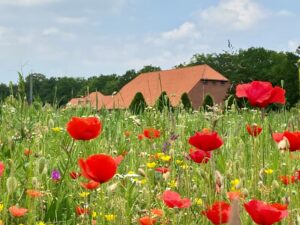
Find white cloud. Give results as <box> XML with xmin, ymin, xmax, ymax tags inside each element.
<box><xmin>42</xmin><ymin>27</ymin><xmax>76</xmax><ymax>40</ymax></box>
<box><xmin>161</xmin><ymin>22</ymin><xmax>200</xmax><ymax>41</ymax></box>
<box><xmin>0</xmin><ymin>0</ymin><xmax>59</xmax><ymax>6</ymax></box>
<box><xmin>200</xmin><ymin>0</ymin><xmax>265</xmax><ymax>30</ymax></box>
<box><xmin>56</xmin><ymin>16</ymin><xmax>88</xmax><ymax>24</ymax></box>
<box><xmin>277</xmin><ymin>10</ymin><xmax>294</xmax><ymax>17</ymax></box>
<box><xmin>146</xmin><ymin>22</ymin><xmax>201</xmax><ymax>45</ymax></box>
<box><xmin>288</xmin><ymin>40</ymin><xmax>299</xmax><ymax>52</ymax></box>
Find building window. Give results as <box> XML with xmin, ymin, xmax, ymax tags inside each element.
<box><xmin>202</xmin><ymin>80</ymin><xmax>208</xmax><ymax>85</ymax></box>
<box><xmin>221</xmin><ymin>81</ymin><xmax>226</xmax><ymax>86</ymax></box>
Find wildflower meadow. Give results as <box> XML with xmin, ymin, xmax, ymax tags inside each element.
<box><xmin>0</xmin><ymin>81</ymin><xmax>300</xmax><ymax>225</ymax></box>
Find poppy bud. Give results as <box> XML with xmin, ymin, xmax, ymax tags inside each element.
<box><xmin>48</xmin><ymin>119</ymin><xmax>54</xmax><ymax>128</ymax></box>
<box><xmin>241</xmin><ymin>188</ymin><xmax>249</xmax><ymax>198</ymax></box>
<box><xmin>6</xmin><ymin>176</ymin><xmax>18</xmax><ymax>194</ymax></box>
<box><xmin>271</xmin><ymin>180</ymin><xmax>280</xmax><ymax>190</ymax></box>
<box><xmin>38</xmin><ymin>157</ymin><xmax>47</xmax><ymax>174</ymax></box>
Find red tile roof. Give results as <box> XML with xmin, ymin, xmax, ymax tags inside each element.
<box><xmin>68</xmin><ymin>64</ymin><xmax>229</xmax><ymax>109</ymax></box>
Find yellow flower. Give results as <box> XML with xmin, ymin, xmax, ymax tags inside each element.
<box><xmin>0</xmin><ymin>203</ymin><xmax>3</xmax><ymax>212</ymax></box>
<box><xmin>147</xmin><ymin>162</ymin><xmax>156</xmax><ymax>169</ymax></box>
<box><xmin>92</xmin><ymin>211</ymin><xmax>97</xmax><ymax>218</ymax></box>
<box><xmin>36</xmin><ymin>222</ymin><xmax>46</xmax><ymax>225</ymax></box>
<box><xmin>175</xmin><ymin>160</ymin><xmax>183</xmax><ymax>165</ymax></box>
<box><xmin>264</xmin><ymin>169</ymin><xmax>274</xmax><ymax>174</ymax></box>
<box><xmin>230</xmin><ymin>179</ymin><xmax>240</xmax><ymax>186</ymax></box>
<box><xmin>127</xmin><ymin>171</ymin><xmax>135</xmax><ymax>175</ymax></box>
<box><xmin>180</xmin><ymin>164</ymin><xmax>189</xmax><ymax>170</ymax></box>
<box><xmin>51</xmin><ymin>127</ymin><xmax>62</xmax><ymax>132</ymax></box>
<box><xmin>160</xmin><ymin>155</ymin><xmax>171</xmax><ymax>162</ymax></box>
<box><xmin>104</xmin><ymin>214</ymin><xmax>116</xmax><ymax>221</ymax></box>
<box><xmin>195</xmin><ymin>198</ymin><xmax>203</xmax><ymax>206</ymax></box>
<box><xmin>140</xmin><ymin>179</ymin><xmax>147</xmax><ymax>184</ymax></box>
<box><xmin>168</xmin><ymin>180</ymin><xmax>177</xmax><ymax>188</ymax></box>
<box><xmin>79</xmin><ymin>192</ymin><xmax>90</xmax><ymax>198</ymax></box>
<box><xmin>156</xmin><ymin>153</ymin><xmax>164</xmax><ymax>158</ymax></box>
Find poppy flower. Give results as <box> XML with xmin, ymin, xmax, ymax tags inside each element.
<box><xmin>81</xmin><ymin>180</ymin><xmax>100</xmax><ymax>190</ymax></box>
<box><xmin>246</xmin><ymin>124</ymin><xmax>262</xmax><ymax>137</ymax></box>
<box><xmin>139</xmin><ymin>216</ymin><xmax>157</xmax><ymax>225</ymax></box>
<box><xmin>155</xmin><ymin>167</ymin><xmax>170</xmax><ymax>174</ymax></box>
<box><xmin>9</xmin><ymin>206</ymin><xmax>28</xmax><ymax>217</ymax></box>
<box><xmin>226</xmin><ymin>191</ymin><xmax>243</xmax><ymax>201</ymax></box>
<box><xmin>202</xmin><ymin>201</ymin><xmax>231</xmax><ymax>224</ymax></box>
<box><xmin>162</xmin><ymin>190</ymin><xmax>191</xmax><ymax>208</ymax></box>
<box><xmin>244</xmin><ymin>199</ymin><xmax>288</xmax><ymax>225</ymax></box>
<box><xmin>67</xmin><ymin>117</ymin><xmax>102</xmax><ymax>141</ymax></box>
<box><xmin>0</xmin><ymin>162</ymin><xmax>4</xmax><ymax>177</ymax></box>
<box><xmin>272</xmin><ymin>131</ymin><xmax>300</xmax><ymax>151</ymax></box>
<box><xmin>26</xmin><ymin>189</ymin><xmax>43</xmax><ymax>198</ymax></box>
<box><xmin>24</xmin><ymin>149</ymin><xmax>32</xmax><ymax>156</ymax></box>
<box><xmin>280</xmin><ymin>175</ymin><xmax>295</xmax><ymax>185</ymax></box>
<box><xmin>143</xmin><ymin>128</ymin><xmax>160</xmax><ymax>139</ymax></box>
<box><xmin>189</xmin><ymin>129</ymin><xmax>223</xmax><ymax>151</ymax></box>
<box><xmin>189</xmin><ymin>148</ymin><xmax>211</xmax><ymax>163</ymax></box>
<box><xmin>151</xmin><ymin>209</ymin><xmax>163</xmax><ymax>217</ymax></box>
<box><xmin>76</xmin><ymin>206</ymin><xmax>89</xmax><ymax>216</ymax></box>
<box><xmin>70</xmin><ymin>171</ymin><xmax>81</xmax><ymax>179</ymax></box>
<box><xmin>138</xmin><ymin>134</ymin><xmax>144</xmax><ymax>140</ymax></box>
<box><xmin>236</xmin><ymin>81</ymin><xmax>286</xmax><ymax>108</ymax></box>
<box><xmin>78</xmin><ymin>154</ymin><xmax>117</xmax><ymax>183</ymax></box>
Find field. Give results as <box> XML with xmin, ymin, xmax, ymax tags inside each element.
<box><xmin>0</xmin><ymin>95</ymin><xmax>300</xmax><ymax>225</ymax></box>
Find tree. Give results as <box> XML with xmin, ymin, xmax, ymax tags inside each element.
<box><xmin>156</xmin><ymin>91</ymin><xmax>172</xmax><ymax>112</ymax></box>
<box><xmin>129</xmin><ymin>92</ymin><xmax>147</xmax><ymax>114</ymax></box>
<box><xmin>180</xmin><ymin>93</ymin><xmax>193</xmax><ymax>111</ymax></box>
<box><xmin>202</xmin><ymin>94</ymin><xmax>214</xmax><ymax>110</ymax></box>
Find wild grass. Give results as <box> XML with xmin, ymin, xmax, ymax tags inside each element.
<box><xmin>0</xmin><ymin>96</ymin><xmax>300</xmax><ymax>225</ymax></box>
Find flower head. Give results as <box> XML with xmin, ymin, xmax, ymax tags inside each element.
<box><xmin>272</xmin><ymin>131</ymin><xmax>300</xmax><ymax>151</ymax></box>
<box><xmin>236</xmin><ymin>81</ymin><xmax>286</xmax><ymax>108</ymax></box>
<box><xmin>244</xmin><ymin>199</ymin><xmax>288</xmax><ymax>225</ymax></box>
<box><xmin>202</xmin><ymin>201</ymin><xmax>231</xmax><ymax>224</ymax></box>
<box><xmin>51</xmin><ymin>170</ymin><xmax>61</xmax><ymax>181</ymax></box>
<box><xmin>67</xmin><ymin>117</ymin><xmax>102</xmax><ymax>140</ymax></box>
<box><xmin>246</xmin><ymin>124</ymin><xmax>262</xmax><ymax>137</ymax></box>
<box><xmin>189</xmin><ymin>129</ymin><xmax>223</xmax><ymax>151</ymax></box>
<box><xmin>143</xmin><ymin>128</ymin><xmax>160</xmax><ymax>139</ymax></box>
<box><xmin>78</xmin><ymin>154</ymin><xmax>117</xmax><ymax>183</ymax></box>
<box><xmin>189</xmin><ymin>148</ymin><xmax>211</xmax><ymax>163</ymax></box>
<box><xmin>9</xmin><ymin>205</ymin><xmax>28</xmax><ymax>217</ymax></box>
<box><xmin>162</xmin><ymin>190</ymin><xmax>191</xmax><ymax>208</ymax></box>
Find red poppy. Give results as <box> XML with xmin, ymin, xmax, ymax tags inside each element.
<box><xmin>189</xmin><ymin>129</ymin><xmax>223</xmax><ymax>151</ymax></box>
<box><xmin>162</xmin><ymin>190</ymin><xmax>191</xmax><ymax>208</ymax></box>
<box><xmin>81</xmin><ymin>180</ymin><xmax>100</xmax><ymax>190</ymax></box>
<box><xmin>138</xmin><ymin>134</ymin><xmax>144</xmax><ymax>140</ymax></box>
<box><xmin>236</xmin><ymin>81</ymin><xmax>286</xmax><ymax>108</ymax></box>
<box><xmin>9</xmin><ymin>206</ymin><xmax>28</xmax><ymax>217</ymax></box>
<box><xmin>202</xmin><ymin>201</ymin><xmax>231</xmax><ymax>224</ymax></box>
<box><xmin>280</xmin><ymin>175</ymin><xmax>295</xmax><ymax>185</ymax></box>
<box><xmin>226</xmin><ymin>191</ymin><xmax>243</xmax><ymax>201</ymax></box>
<box><xmin>155</xmin><ymin>167</ymin><xmax>170</xmax><ymax>174</ymax></box>
<box><xmin>244</xmin><ymin>200</ymin><xmax>288</xmax><ymax>225</ymax></box>
<box><xmin>0</xmin><ymin>162</ymin><xmax>4</xmax><ymax>177</ymax></box>
<box><xmin>24</xmin><ymin>149</ymin><xmax>32</xmax><ymax>156</ymax></box>
<box><xmin>139</xmin><ymin>216</ymin><xmax>157</xmax><ymax>225</ymax></box>
<box><xmin>272</xmin><ymin>131</ymin><xmax>300</xmax><ymax>151</ymax></box>
<box><xmin>189</xmin><ymin>148</ymin><xmax>211</xmax><ymax>163</ymax></box>
<box><xmin>76</xmin><ymin>206</ymin><xmax>89</xmax><ymax>216</ymax></box>
<box><xmin>78</xmin><ymin>154</ymin><xmax>117</xmax><ymax>183</ymax></box>
<box><xmin>67</xmin><ymin>117</ymin><xmax>102</xmax><ymax>140</ymax></box>
<box><xmin>26</xmin><ymin>189</ymin><xmax>43</xmax><ymax>198</ymax></box>
<box><xmin>246</xmin><ymin>124</ymin><xmax>262</xmax><ymax>137</ymax></box>
<box><xmin>143</xmin><ymin>128</ymin><xmax>160</xmax><ymax>139</ymax></box>
<box><xmin>151</xmin><ymin>209</ymin><xmax>163</xmax><ymax>217</ymax></box>
<box><xmin>70</xmin><ymin>171</ymin><xmax>81</xmax><ymax>179</ymax></box>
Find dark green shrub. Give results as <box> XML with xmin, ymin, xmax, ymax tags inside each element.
<box><xmin>129</xmin><ymin>92</ymin><xmax>147</xmax><ymax>114</ymax></box>
<box><xmin>155</xmin><ymin>91</ymin><xmax>172</xmax><ymax>112</ymax></box>
<box><xmin>202</xmin><ymin>94</ymin><xmax>214</xmax><ymax>110</ymax></box>
<box><xmin>180</xmin><ymin>92</ymin><xmax>192</xmax><ymax>111</ymax></box>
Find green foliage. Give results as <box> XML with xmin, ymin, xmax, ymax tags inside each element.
<box><xmin>18</xmin><ymin>72</ymin><xmax>26</xmax><ymax>102</ymax></box>
<box><xmin>180</xmin><ymin>92</ymin><xmax>193</xmax><ymax>111</ymax></box>
<box><xmin>202</xmin><ymin>94</ymin><xmax>214</xmax><ymax>109</ymax></box>
<box><xmin>156</xmin><ymin>91</ymin><xmax>172</xmax><ymax>112</ymax></box>
<box><xmin>129</xmin><ymin>92</ymin><xmax>147</xmax><ymax>114</ymax></box>
<box><xmin>189</xmin><ymin>47</ymin><xmax>300</xmax><ymax>107</ymax></box>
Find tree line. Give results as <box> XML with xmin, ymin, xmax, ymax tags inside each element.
<box><xmin>0</xmin><ymin>47</ymin><xmax>299</xmax><ymax>107</ymax></box>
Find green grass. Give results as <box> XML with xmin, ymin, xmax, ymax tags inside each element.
<box><xmin>0</xmin><ymin>96</ymin><xmax>300</xmax><ymax>225</ymax></box>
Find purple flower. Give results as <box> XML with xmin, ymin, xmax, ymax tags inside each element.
<box><xmin>51</xmin><ymin>169</ymin><xmax>61</xmax><ymax>181</ymax></box>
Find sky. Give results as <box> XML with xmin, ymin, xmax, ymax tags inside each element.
<box><xmin>0</xmin><ymin>0</ymin><xmax>299</xmax><ymax>84</ymax></box>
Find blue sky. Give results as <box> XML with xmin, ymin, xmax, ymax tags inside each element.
<box><xmin>0</xmin><ymin>0</ymin><xmax>299</xmax><ymax>84</ymax></box>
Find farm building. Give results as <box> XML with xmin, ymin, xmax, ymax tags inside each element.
<box><xmin>68</xmin><ymin>64</ymin><xmax>230</xmax><ymax>110</ymax></box>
